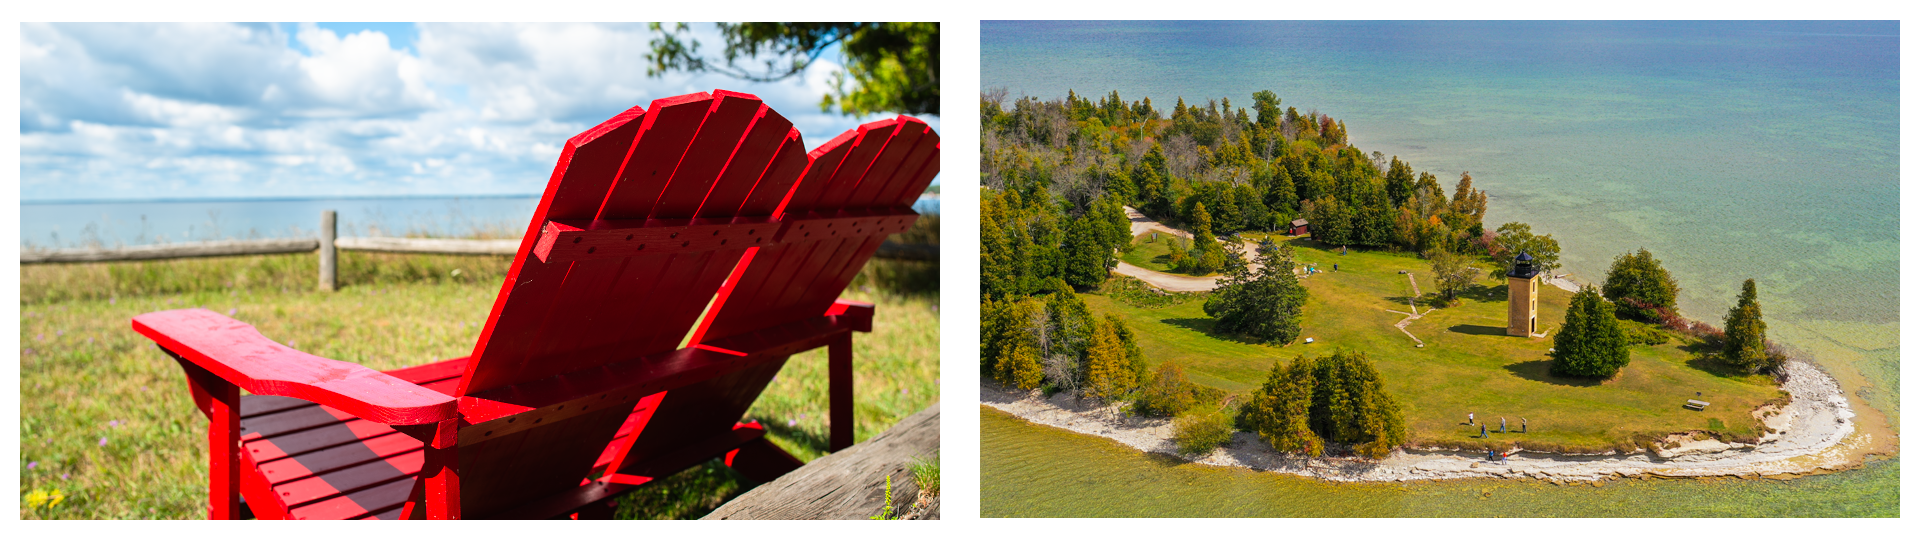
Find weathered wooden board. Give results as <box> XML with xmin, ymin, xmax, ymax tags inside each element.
<box><xmin>334</xmin><ymin>237</ymin><xmax>519</xmax><ymax>255</ymax></box>
<box><xmin>702</xmin><ymin>403</ymin><xmax>939</xmax><ymax>520</ymax></box>
<box><xmin>23</xmin><ymin>238</ymin><xmax>320</xmax><ymax>263</ymax></box>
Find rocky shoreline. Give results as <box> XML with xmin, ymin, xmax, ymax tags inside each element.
<box><xmin>980</xmin><ymin>360</ymin><xmax>1862</xmax><ymax>483</ymax></box>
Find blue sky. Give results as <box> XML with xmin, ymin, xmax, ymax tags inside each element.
<box><xmin>20</xmin><ymin>23</ymin><xmax>940</xmax><ymax>201</ymax></box>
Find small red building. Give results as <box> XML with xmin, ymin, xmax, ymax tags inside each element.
<box><xmin>1288</xmin><ymin>218</ymin><xmax>1310</xmax><ymax>236</ymax></box>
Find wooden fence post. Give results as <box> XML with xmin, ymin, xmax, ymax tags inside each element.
<box><xmin>319</xmin><ymin>210</ymin><xmax>337</xmax><ymax>291</ymax></box>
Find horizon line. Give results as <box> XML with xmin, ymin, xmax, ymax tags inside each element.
<box><xmin>20</xmin><ymin>193</ymin><xmax>545</xmax><ymax>205</ymax></box>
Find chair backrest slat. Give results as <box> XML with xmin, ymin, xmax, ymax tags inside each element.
<box><xmin>443</xmin><ymin>93</ymin><xmax>933</xmax><ymax>516</ymax></box>
<box><xmin>613</xmin><ymin>115</ymin><xmax>935</xmax><ymax>470</ymax></box>
<box><xmin>695</xmin><ymin>117</ymin><xmax>939</xmax><ymax>343</ymax></box>
<box><xmin>459</xmin><ymin>106</ymin><xmax>649</xmax><ymax>396</ymax></box>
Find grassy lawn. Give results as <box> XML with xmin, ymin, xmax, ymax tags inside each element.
<box><xmin>1119</xmin><ymin>232</ymin><xmax>1218</xmax><ymax>277</ymax></box>
<box><xmin>1087</xmin><ymin>237</ymin><xmax>1783</xmax><ymax>454</ymax></box>
<box><xmin>19</xmin><ymin>251</ymin><xmax>938</xmax><ymax>519</ymax></box>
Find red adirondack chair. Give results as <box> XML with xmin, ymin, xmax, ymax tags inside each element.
<box><xmin>132</xmin><ymin>89</ymin><xmax>940</xmax><ymax>520</ymax></box>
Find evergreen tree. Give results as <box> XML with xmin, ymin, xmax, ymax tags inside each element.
<box><xmin>1251</xmin><ymin>90</ymin><xmax>1282</xmax><ymax>130</ymax></box>
<box><xmin>1601</xmin><ymin>248</ymin><xmax>1681</xmax><ymax>321</ymax></box>
<box><xmin>1384</xmin><ymin>156</ymin><xmax>1415</xmax><ymax>207</ymax></box>
<box><xmin>1308</xmin><ymin>355</ymin><xmax>1359</xmax><ymax>443</ymax></box>
<box><xmin>1204</xmin><ymin>240</ymin><xmax>1308</xmax><ymax>344</ymax></box>
<box><xmin>1246</xmin><ymin>357</ymin><xmax>1323</xmax><ymax>456</ymax></box>
<box><xmin>1722</xmin><ymin>279</ymin><xmax>1773</xmax><ymax>374</ymax></box>
<box><xmin>1264</xmin><ymin>160</ymin><xmax>1298</xmax><ymax>214</ymax></box>
<box><xmin>1232</xmin><ymin>183</ymin><xmax>1269</xmax><ymax>232</ymax></box>
<box><xmin>1109</xmin><ymin>314</ymin><xmax>1150</xmax><ymax>383</ymax></box>
<box><xmin>1281</xmin><ymin>151</ymin><xmax>1313</xmax><ymax>202</ymax></box>
<box><xmin>986</xmin><ymin>298</ymin><xmax>1047</xmax><ymax>390</ymax></box>
<box><xmin>980</xmin><ymin>298</ymin><xmax>1010</xmax><ymax>373</ymax></box>
<box><xmin>1095</xmin><ymin>195</ymin><xmax>1132</xmax><ymax>251</ymax></box>
<box><xmin>1043</xmin><ymin>284</ymin><xmax>1096</xmax><ymax>361</ymax></box>
<box><xmin>980</xmin><ymin>189</ymin><xmax>1017</xmax><ymax>300</ymax></box>
<box><xmin>1083</xmin><ymin>318</ymin><xmax>1135</xmax><ymax>403</ymax></box>
<box><xmin>1061</xmin><ymin>213</ymin><xmax>1109</xmax><ymax>289</ymax></box>
<box><xmin>1351</xmin><ymin>362</ymin><xmax>1409</xmax><ymax>459</ymax></box>
<box><xmin>1308</xmin><ymin>196</ymin><xmax>1351</xmax><ymax>245</ymax></box>
<box><xmin>1187</xmin><ymin>202</ymin><xmax>1227</xmax><ymax>274</ymax></box>
<box><xmin>1551</xmin><ymin>286</ymin><xmax>1632</xmax><ymax>378</ymax></box>
<box><xmin>994</xmin><ymin>338</ymin><xmax>1045</xmax><ymax>390</ymax></box>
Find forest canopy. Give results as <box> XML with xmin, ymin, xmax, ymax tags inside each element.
<box><xmin>982</xmin><ymin>88</ymin><xmax>1490</xmax><ymax>258</ymax></box>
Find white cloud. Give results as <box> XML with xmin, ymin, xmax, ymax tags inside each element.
<box><xmin>20</xmin><ymin>22</ymin><xmax>940</xmax><ymax>200</ymax></box>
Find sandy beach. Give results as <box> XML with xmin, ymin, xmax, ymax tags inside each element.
<box><xmin>981</xmin><ymin>359</ymin><xmax>1864</xmax><ymax>483</ymax></box>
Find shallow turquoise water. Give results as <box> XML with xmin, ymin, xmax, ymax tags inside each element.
<box><xmin>983</xmin><ymin>407</ymin><xmax>1898</xmax><ymax>518</ymax></box>
<box><xmin>981</xmin><ymin>21</ymin><xmax>1898</xmax><ymax>517</ymax></box>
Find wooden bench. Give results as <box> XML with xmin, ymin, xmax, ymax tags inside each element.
<box><xmin>1685</xmin><ymin>399</ymin><xmax>1710</xmax><ymax>411</ymax></box>
<box><xmin>704</xmin><ymin>403</ymin><xmax>939</xmax><ymax>520</ymax></box>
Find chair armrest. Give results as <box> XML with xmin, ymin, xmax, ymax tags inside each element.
<box><xmin>132</xmin><ymin>308</ymin><xmax>458</xmax><ymax>425</ymax></box>
<box><xmin>826</xmin><ymin>299</ymin><xmax>874</xmax><ymax>333</ymax></box>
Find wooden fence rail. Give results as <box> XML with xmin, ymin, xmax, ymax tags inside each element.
<box><xmin>21</xmin><ymin>210</ymin><xmax>935</xmax><ymax>290</ymax></box>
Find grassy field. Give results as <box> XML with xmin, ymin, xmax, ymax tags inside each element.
<box><xmin>19</xmin><ymin>250</ymin><xmax>938</xmax><ymax>519</ymax></box>
<box><xmin>1118</xmin><ymin>232</ymin><xmax>1218</xmax><ymax>277</ymax></box>
<box><xmin>1087</xmin><ymin>237</ymin><xmax>1783</xmax><ymax>454</ymax></box>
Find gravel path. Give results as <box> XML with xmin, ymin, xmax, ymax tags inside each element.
<box><xmin>1115</xmin><ymin>207</ymin><xmax>1271</xmax><ymax>293</ymax></box>
<box><xmin>982</xmin><ymin>360</ymin><xmax>1860</xmax><ymax>483</ymax></box>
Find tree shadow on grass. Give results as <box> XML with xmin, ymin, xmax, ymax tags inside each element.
<box><xmin>1161</xmin><ymin>317</ymin><xmax>1272</xmax><ymax>346</ymax></box>
<box><xmin>1449</xmin><ymin>324</ymin><xmax>1509</xmax><ymax>336</ymax></box>
<box><xmin>1684</xmin><ymin>354</ymin><xmax>1753</xmax><ymax>379</ymax></box>
<box><xmin>1504</xmin><ymin>359</ymin><xmax>1604</xmax><ymax>387</ymax></box>
<box><xmin>1460</xmin><ymin>283</ymin><xmax>1508</xmax><ymax>303</ymax></box>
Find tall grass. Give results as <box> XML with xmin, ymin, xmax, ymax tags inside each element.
<box><xmin>19</xmin><ymin>243</ymin><xmax>937</xmax><ymax>519</ymax></box>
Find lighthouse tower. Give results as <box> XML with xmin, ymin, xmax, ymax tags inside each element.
<box><xmin>1507</xmin><ymin>252</ymin><xmax>1540</xmax><ymax>337</ymax></box>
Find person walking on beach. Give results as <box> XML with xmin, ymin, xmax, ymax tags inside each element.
<box><xmin>1488</xmin><ymin>449</ymin><xmax>1496</xmax><ymax>461</ymax></box>
<box><xmin>1500</xmin><ymin>417</ymin><xmax>1507</xmax><ymax>433</ymax></box>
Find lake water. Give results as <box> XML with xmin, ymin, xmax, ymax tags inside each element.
<box><xmin>982</xmin><ymin>20</ymin><xmax>1898</xmax><ymax>517</ymax></box>
<box><xmin>19</xmin><ymin>195</ymin><xmax>941</xmax><ymax>250</ymax></box>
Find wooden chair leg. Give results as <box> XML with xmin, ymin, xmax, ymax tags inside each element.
<box><xmin>829</xmin><ymin>332</ymin><xmax>854</xmax><ymax>452</ymax></box>
<box><xmin>422</xmin><ymin>419</ymin><xmax>462</xmax><ymax>520</ymax></box>
<box><xmin>174</xmin><ymin>356</ymin><xmax>241</xmax><ymax>520</ymax></box>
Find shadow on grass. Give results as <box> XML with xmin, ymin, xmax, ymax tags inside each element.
<box><xmin>1503</xmin><ymin>359</ymin><xmax>1604</xmax><ymax>387</ymax></box>
<box><xmin>1161</xmin><ymin>318</ymin><xmax>1276</xmax><ymax>346</ymax></box>
<box><xmin>761</xmin><ymin>421</ymin><xmax>831</xmax><ymax>457</ymax></box>
<box><xmin>1459</xmin><ymin>283</ymin><xmax>1508</xmax><ymax>302</ymax></box>
<box><xmin>1683</xmin><ymin>354</ymin><xmax>1753</xmax><ymax>379</ymax></box>
<box><xmin>1162</xmin><ymin>317</ymin><xmax>1218</xmax><ymax>334</ymax></box>
<box><xmin>1449</xmin><ymin>324</ymin><xmax>1510</xmax><ymax>336</ymax></box>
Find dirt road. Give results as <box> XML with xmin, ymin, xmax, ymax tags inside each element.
<box><xmin>1115</xmin><ymin>206</ymin><xmax>1271</xmax><ymax>292</ymax></box>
